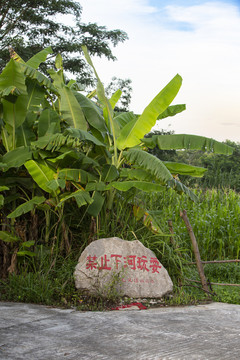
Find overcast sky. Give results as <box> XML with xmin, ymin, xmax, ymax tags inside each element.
<box><xmin>79</xmin><ymin>0</ymin><xmax>240</xmax><ymax>143</ymax></box>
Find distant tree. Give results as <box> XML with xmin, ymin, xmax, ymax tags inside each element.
<box><xmin>195</xmin><ymin>140</ymin><xmax>240</xmax><ymax>190</ymax></box>
<box><xmin>105</xmin><ymin>77</ymin><xmax>132</xmax><ymax>111</ymax></box>
<box><xmin>171</xmin><ymin>140</ymin><xmax>240</xmax><ymax>191</ymax></box>
<box><xmin>0</xmin><ymin>0</ymin><xmax>128</xmax><ymax>85</ymax></box>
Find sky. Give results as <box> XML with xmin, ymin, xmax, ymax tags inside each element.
<box><xmin>79</xmin><ymin>0</ymin><xmax>240</xmax><ymax>143</ymax></box>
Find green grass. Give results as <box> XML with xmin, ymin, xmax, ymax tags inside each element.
<box><xmin>0</xmin><ymin>188</ymin><xmax>239</xmax><ymax>308</ymax></box>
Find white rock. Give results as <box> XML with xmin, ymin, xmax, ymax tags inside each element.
<box><xmin>74</xmin><ymin>237</ymin><xmax>173</xmax><ymax>298</ymax></box>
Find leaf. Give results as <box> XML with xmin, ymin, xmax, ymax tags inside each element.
<box><xmin>20</xmin><ymin>63</ymin><xmax>58</xmax><ymax>94</ymax></box>
<box><xmin>0</xmin><ymin>195</ymin><xmax>4</xmax><ymax>207</ymax></box>
<box><xmin>0</xmin><ymin>59</ymin><xmax>27</xmax><ymax>97</ymax></box>
<box><xmin>32</xmin><ymin>133</ymin><xmax>84</xmax><ymax>152</ymax></box>
<box><xmin>26</xmin><ymin>47</ymin><xmax>53</xmax><ymax>69</ymax></box>
<box><xmin>60</xmin><ymin>85</ymin><xmax>88</xmax><ymax>130</ymax></box>
<box><xmin>85</xmin><ymin>182</ymin><xmax>106</xmax><ymax>191</ymax></box>
<box><xmin>113</xmin><ymin>111</ymin><xmax>136</xmax><ymax>137</ymax></box>
<box><xmin>26</xmin><ymin>80</ymin><xmax>46</xmax><ymax>112</ymax></box>
<box><xmin>164</xmin><ymin>162</ymin><xmax>207</xmax><ymax>177</ymax></box>
<box><xmin>48</xmin><ymin>69</ymin><xmax>87</xmax><ymax>130</ymax></box>
<box><xmin>15</xmin><ymin>121</ymin><xmax>36</xmax><ymax>147</ymax></box>
<box><xmin>38</xmin><ymin>108</ymin><xmax>60</xmax><ymax>137</ymax></box>
<box><xmin>64</xmin><ymin>128</ymin><xmax>105</xmax><ymax>146</ymax></box>
<box><xmin>116</xmin><ymin>74</ymin><xmax>182</xmax><ymax>149</ymax></box>
<box><xmin>25</xmin><ymin>160</ymin><xmax>57</xmax><ymax>193</ymax></box>
<box><xmin>7</xmin><ymin>196</ymin><xmax>46</xmax><ymax>218</ymax></box>
<box><xmin>143</xmin><ymin>211</ymin><xmax>170</xmax><ymax>236</ymax></box>
<box><xmin>0</xmin><ymin>186</ymin><xmax>9</xmax><ymax>191</ymax></box>
<box><xmin>17</xmin><ymin>250</ymin><xmax>36</xmax><ymax>257</ymax></box>
<box><xmin>107</xmin><ymin>181</ymin><xmax>165</xmax><ymax>192</ymax></box>
<box><xmin>82</xmin><ymin>45</ymin><xmax>113</xmax><ymax>131</ymax></box>
<box><xmin>2</xmin><ymin>146</ymin><xmax>32</xmax><ymax>169</ymax></box>
<box><xmin>0</xmin><ymin>231</ymin><xmax>20</xmax><ymax>243</ymax></box>
<box><xmin>20</xmin><ymin>240</ymin><xmax>35</xmax><ymax>248</ymax></box>
<box><xmin>143</xmin><ymin>134</ymin><xmax>234</xmax><ymax>155</ymax></box>
<box><xmin>57</xmin><ymin>189</ymin><xmax>93</xmax><ymax>208</ymax></box>
<box><xmin>58</xmin><ymin>169</ymin><xmax>97</xmax><ymax>184</ymax></box>
<box><xmin>46</xmin><ymin>179</ymin><xmax>65</xmax><ymax>191</ymax></box>
<box><xmin>120</xmin><ymin>168</ymin><xmax>152</xmax><ymax>181</ymax></box>
<box><xmin>0</xmin><ymin>176</ymin><xmax>32</xmax><ymax>189</ymax></box>
<box><xmin>114</xmin><ymin>111</ymin><xmax>136</xmax><ymax>129</ymax></box>
<box><xmin>109</xmin><ymin>89</ymin><xmax>122</xmax><ymax>109</ymax></box>
<box><xmin>87</xmin><ymin>191</ymin><xmax>105</xmax><ymax>217</ymax></box>
<box><xmin>102</xmin><ymin>164</ymin><xmax>119</xmax><ymax>182</ymax></box>
<box><xmin>3</xmin><ymin>94</ymin><xmax>28</xmax><ymax>134</ymax></box>
<box><xmin>123</xmin><ymin>148</ymin><xmax>172</xmax><ymax>183</ymax></box>
<box><xmin>133</xmin><ymin>205</ymin><xmax>145</xmax><ymax>221</ymax></box>
<box><xmin>157</xmin><ymin>104</ymin><xmax>186</xmax><ymax>120</ymax></box>
<box><xmin>73</xmin><ymin>91</ymin><xmax>107</xmax><ymax>132</ymax></box>
<box><xmin>167</xmin><ymin>178</ymin><xmax>198</xmax><ymax>202</ymax></box>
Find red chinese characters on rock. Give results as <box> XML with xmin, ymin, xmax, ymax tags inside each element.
<box><xmin>86</xmin><ymin>255</ymin><xmax>98</xmax><ymax>270</ymax></box>
<box><xmin>85</xmin><ymin>254</ymin><xmax>162</xmax><ymax>274</ymax></box>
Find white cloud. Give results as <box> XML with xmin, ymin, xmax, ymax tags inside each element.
<box><xmin>79</xmin><ymin>1</ymin><xmax>240</xmax><ymax>142</ymax></box>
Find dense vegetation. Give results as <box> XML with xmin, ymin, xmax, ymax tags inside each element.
<box><xmin>0</xmin><ymin>44</ymin><xmax>238</xmax><ymax>309</ymax></box>
<box><xmin>148</xmin><ymin>131</ymin><xmax>240</xmax><ymax>191</ymax></box>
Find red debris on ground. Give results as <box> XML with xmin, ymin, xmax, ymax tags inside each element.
<box><xmin>111</xmin><ymin>302</ymin><xmax>147</xmax><ymax>310</ymax></box>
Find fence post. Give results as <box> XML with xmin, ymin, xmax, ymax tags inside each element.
<box><xmin>180</xmin><ymin>209</ymin><xmax>210</xmax><ymax>294</ymax></box>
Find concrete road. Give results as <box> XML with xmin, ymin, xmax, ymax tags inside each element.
<box><xmin>0</xmin><ymin>301</ymin><xmax>239</xmax><ymax>359</ymax></box>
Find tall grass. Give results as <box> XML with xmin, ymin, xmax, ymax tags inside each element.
<box><xmin>1</xmin><ymin>187</ymin><xmax>239</xmax><ymax>306</ymax></box>
<box><xmin>144</xmin><ymin>188</ymin><xmax>240</xmax><ymax>261</ymax></box>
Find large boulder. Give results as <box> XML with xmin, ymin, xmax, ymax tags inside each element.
<box><xmin>74</xmin><ymin>237</ymin><xmax>173</xmax><ymax>298</ymax></box>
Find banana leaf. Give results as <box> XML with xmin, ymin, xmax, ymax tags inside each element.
<box><xmin>58</xmin><ymin>168</ymin><xmax>97</xmax><ymax>184</ymax></box>
<box><xmin>7</xmin><ymin>196</ymin><xmax>46</xmax><ymax>218</ymax></box>
<box><xmin>143</xmin><ymin>134</ymin><xmax>234</xmax><ymax>155</ymax></box>
<box><xmin>157</xmin><ymin>104</ymin><xmax>186</xmax><ymax>120</ymax></box>
<box><xmin>0</xmin><ymin>59</ymin><xmax>27</xmax><ymax>97</ymax></box>
<box><xmin>2</xmin><ymin>146</ymin><xmax>32</xmax><ymax>169</ymax></box>
<box><xmin>107</xmin><ymin>181</ymin><xmax>165</xmax><ymax>192</ymax></box>
<box><xmin>38</xmin><ymin>108</ymin><xmax>60</xmax><ymax>137</ymax></box>
<box><xmin>20</xmin><ymin>63</ymin><xmax>58</xmax><ymax>95</ymax></box>
<box><xmin>64</xmin><ymin>128</ymin><xmax>105</xmax><ymax>146</ymax></box>
<box><xmin>57</xmin><ymin>189</ymin><xmax>93</xmax><ymax>208</ymax></box>
<box><xmin>73</xmin><ymin>91</ymin><xmax>107</xmax><ymax>133</ymax></box>
<box><xmin>0</xmin><ymin>231</ymin><xmax>21</xmax><ymax>243</ymax></box>
<box><xmin>3</xmin><ymin>94</ymin><xmax>28</xmax><ymax>140</ymax></box>
<box><xmin>164</xmin><ymin>162</ymin><xmax>207</xmax><ymax>177</ymax></box>
<box><xmin>102</xmin><ymin>164</ymin><xmax>119</xmax><ymax>182</ymax></box>
<box><xmin>26</xmin><ymin>47</ymin><xmax>53</xmax><ymax>69</ymax></box>
<box><xmin>25</xmin><ymin>159</ymin><xmax>57</xmax><ymax>194</ymax></box>
<box><xmin>48</xmin><ymin>67</ymin><xmax>87</xmax><ymax>130</ymax></box>
<box><xmin>116</xmin><ymin>74</ymin><xmax>182</xmax><ymax>150</ymax></box>
<box><xmin>87</xmin><ymin>191</ymin><xmax>105</xmax><ymax>217</ymax></box>
<box><xmin>123</xmin><ymin>148</ymin><xmax>172</xmax><ymax>183</ymax></box>
<box><xmin>120</xmin><ymin>168</ymin><xmax>152</xmax><ymax>181</ymax></box>
<box><xmin>167</xmin><ymin>178</ymin><xmax>198</xmax><ymax>202</ymax></box>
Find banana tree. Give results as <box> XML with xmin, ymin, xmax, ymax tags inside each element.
<box><xmin>0</xmin><ymin>45</ymin><xmax>234</xmax><ymax>262</ymax></box>
<box><xmin>75</xmin><ymin>46</ymin><xmax>233</xmax><ymax>232</ymax></box>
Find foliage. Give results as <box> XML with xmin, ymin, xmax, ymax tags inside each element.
<box><xmin>148</xmin><ymin>133</ymin><xmax>240</xmax><ymax>191</ymax></box>
<box><xmin>1</xmin><ymin>187</ymin><xmax>240</xmax><ymax>307</ymax></box>
<box><xmin>0</xmin><ymin>45</ymin><xmax>234</xmax><ymax>287</ymax></box>
<box><xmin>0</xmin><ymin>0</ymin><xmax>127</xmax><ymax>85</ymax></box>
<box><xmin>144</xmin><ymin>188</ymin><xmax>240</xmax><ymax>260</ymax></box>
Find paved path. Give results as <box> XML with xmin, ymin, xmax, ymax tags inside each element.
<box><xmin>0</xmin><ymin>302</ymin><xmax>239</xmax><ymax>359</ymax></box>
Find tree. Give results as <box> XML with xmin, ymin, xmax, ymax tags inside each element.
<box><xmin>105</xmin><ymin>77</ymin><xmax>132</xmax><ymax>111</ymax></box>
<box><xmin>0</xmin><ymin>0</ymin><xmax>128</xmax><ymax>85</ymax></box>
